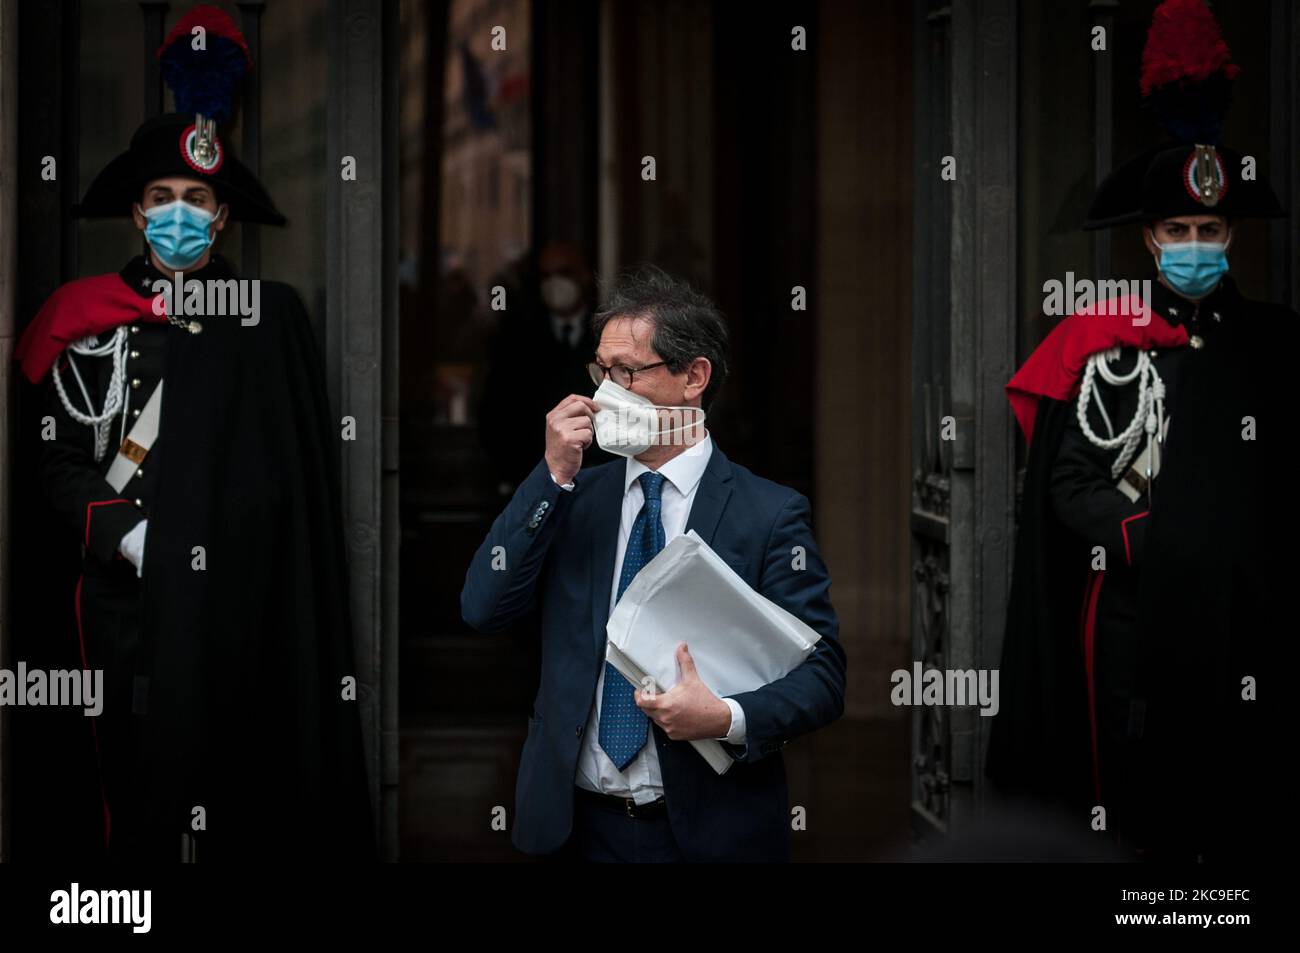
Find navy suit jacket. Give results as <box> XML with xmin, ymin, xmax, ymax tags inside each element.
<box><xmin>460</xmin><ymin>442</ymin><xmax>846</xmax><ymax>861</ymax></box>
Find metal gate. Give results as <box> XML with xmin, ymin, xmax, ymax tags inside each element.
<box><xmin>909</xmin><ymin>0</ymin><xmax>1017</xmax><ymax>838</ymax></box>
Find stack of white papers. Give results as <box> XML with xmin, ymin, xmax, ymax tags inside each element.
<box><xmin>604</xmin><ymin>530</ymin><xmax>822</xmax><ymax>774</ymax></box>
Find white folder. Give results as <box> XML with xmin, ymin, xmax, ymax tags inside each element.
<box><xmin>604</xmin><ymin>530</ymin><xmax>822</xmax><ymax>775</ymax></box>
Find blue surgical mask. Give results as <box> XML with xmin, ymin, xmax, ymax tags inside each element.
<box><xmin>140</xmin><ymin>199</ymin><xmax>217</xmax><ymax>271</ymax></box>
<box><xmin>1153</xmin><ymin>238</ymin><xmax>1229</xmax><ymax>299</ymax></box>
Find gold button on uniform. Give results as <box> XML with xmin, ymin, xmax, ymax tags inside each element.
<box><xmin>134</xmin><ymin>498</ymin><xmax>143</xmax><ymax>507</ymax></box>
<box><xmin>130</xmin><ymin>349</ymin><xmax>140</xmax><ymax>359</ymax></box>
<box><xmin>131</xmin><ymin>378</ymin><xmax>141</xmax><ymax>389</ymax></box>
<box><xmin>136</xmin><ymin>468</ymin><xmax>144</xmax><ymax>478</ymax></box>
<box><xmin>132</xmin><ymin>408</ymin><xmax>141</xmax><ymax>417</ymax></box>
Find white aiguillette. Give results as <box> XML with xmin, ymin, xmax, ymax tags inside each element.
<box><xmin>604</xmin><ymin>529</ymin><xmax>821</xmax><ymax>774</ymax></box>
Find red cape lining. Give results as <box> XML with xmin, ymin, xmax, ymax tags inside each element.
<box><xmin>1006</xmin><ymin>295</ymin><xmax>1189</xmax><ymax>444</ymax></box>
<box><xmin>14</xmin><ymin>274</ymin><xmax>168</xmax><ymax>385</ymax></box>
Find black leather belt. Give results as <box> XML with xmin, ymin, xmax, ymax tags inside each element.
<box><xmin>575</xmin><ymin>786</ymin><xmax>668</xmax><ymax>819</ymax></box>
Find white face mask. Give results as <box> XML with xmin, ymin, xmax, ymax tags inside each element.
<box><xmin>540</xmin><ymin>275</ymin><xmax>582</xmax><ymax>314</ymax></box>
<box><xmin>592</xmin><ymin>377</ymin><xmax>705</xmax><ymax>458</ymax></box>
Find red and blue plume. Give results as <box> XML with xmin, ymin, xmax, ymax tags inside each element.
<box><xmin>157</xmin><ymin>5</ymin><xmax>252</xmax><ymax>124</ymax></box>
<box><xmin>1140</xmin><ymin>0</ymin><xmax>1239</xmax><ymax>145</ymax></box>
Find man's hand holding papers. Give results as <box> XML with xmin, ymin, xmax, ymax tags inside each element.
<box><xmin>634</xmin><ymin>643</ymin><xmax>733</xmax><ymax>741</ymax></box>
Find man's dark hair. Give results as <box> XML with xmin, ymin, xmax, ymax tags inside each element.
<box><xmin>592</xmin><ymin>264</ymin><xmax>730</xmax><ymax>409</ymax></box>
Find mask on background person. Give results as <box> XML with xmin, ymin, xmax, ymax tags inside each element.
<box><xmin>592</xmin><ymin>377</ymin><xmax>706</xmax><ymax>458</ymax></box>
<box><xmin>1152</xmin><ymin>238</ymin><xmax>1229</xmax><ymax>299</ymax></box>
<box><xmin>541</xmin><ymin>275</ymin><xmax>583</xmax><ymax>314</ymax></box>
<box><xmin>140</xmin><ymin>200</ymin><xmax>217</xmax><ymax>271</ymax></box>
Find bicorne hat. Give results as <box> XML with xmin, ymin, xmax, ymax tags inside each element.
<box><xmin>74</xmin><ymin>4</ymin><xmax>285</xmax><ymax>226</ymax></box>
<box><xmin>1083</xmin><ymin>0</ymin><xmax>1283</xmax><ymax>230</ymax></box>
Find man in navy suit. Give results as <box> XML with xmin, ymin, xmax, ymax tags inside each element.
<box><xmin>461</xmin><ymin>267</ymin><xmax>846</xmax><ymax>862</ymax></box>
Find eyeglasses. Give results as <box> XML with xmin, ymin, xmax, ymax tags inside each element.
<box><xmin>587</xmin><ymin>360</ymin><xmax>668</xmax><ymax>389</ymax></box>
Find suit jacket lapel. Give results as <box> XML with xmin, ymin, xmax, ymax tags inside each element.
<box><xmin>683</xmin><ymin>443</ymin><xmax>733</xmax><ymax>545</ymax></box>
<box><xmin>589</xmin><ymin>461</ymin><xmax>625</xmax><ymax>661</ymax></box>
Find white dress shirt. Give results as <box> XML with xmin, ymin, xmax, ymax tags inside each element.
<box><xmin>551</xmin><ymin>432</ymin><xmax>747</xmax><ymax>804</ymax></box>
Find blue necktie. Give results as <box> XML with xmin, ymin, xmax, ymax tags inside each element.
<box><xmin>599</xmin><ymin>470</ymin><xmax>667</xmax><ymax>770</ymax></box>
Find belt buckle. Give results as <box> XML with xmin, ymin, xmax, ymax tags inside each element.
<box><xmin>624</xmin><ymin>797</ymin><xmax>636</xmax><ymax>818</ymax></box>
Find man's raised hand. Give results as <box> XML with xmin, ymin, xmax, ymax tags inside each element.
<box><xmin>544</xmin><ymin>394</ymin><xmax>601</xmax><ymax>484</ymax></box>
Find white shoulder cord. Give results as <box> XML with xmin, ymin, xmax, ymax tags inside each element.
<box><xmin>50</xmin><ymin>327</ymin><xmax>130</xmax><ymax>461</ymax></box>
<box><xmin>1076</xmin><ymin>347</ymin><xmax>1166</xmax><ymax>481</ymax></box>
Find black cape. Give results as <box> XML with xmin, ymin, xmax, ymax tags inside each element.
<box><xmin>131</xmin><ymin>275</ymin><xmax>374</xmax><ymax>860</ymax></box>
<box><xmin>988</xmin><ymin>278</ymin><xmax>1290</xmax><ymax>859</ymax></box>
<box><xmin>985</xmin><ymin>392</ymin><xmax>1094</xmax><ymax>812</ymax></box>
